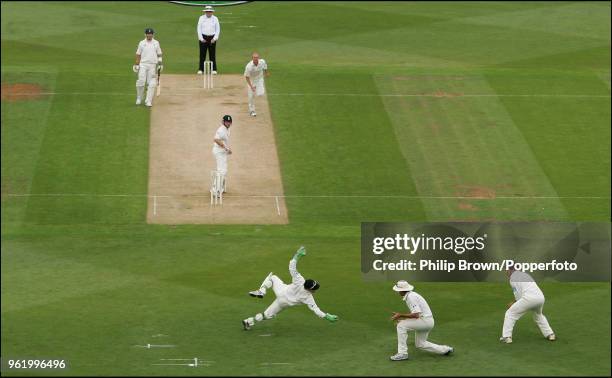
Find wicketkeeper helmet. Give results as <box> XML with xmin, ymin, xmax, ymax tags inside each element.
<box><xmin>223</xmin><ymin>115</ymin><xmax>233</xmax><ymax>123</ymax></box>
<box><xmin>145</xmin><ymin>28</ymin><xmax>155</xmax><ymax>34</ymax></box>
<box><xmin>304</xmin><ymin>279</ymin><xmax>320</xmax><ymax>291</ymax></box>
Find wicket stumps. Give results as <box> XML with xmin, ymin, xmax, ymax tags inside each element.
<box><xmin>203</xmin><ymin>61</ymin><xmax>214</xmax><ymax>89</ymax></box>
<box><xmin>210</xmin><ymin>170</ymin><xmax>225</xmax><ymax>205</ymax></box>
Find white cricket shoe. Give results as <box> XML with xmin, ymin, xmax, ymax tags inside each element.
<box><xmin>444</xmin><ymin>347</ymin><xmax>454</xmax><ymax>356</ymax></box>
<box><xmin>249</xmin><ymin>290</ymin><xmax>265</xmax><ymax>298</ymax></box>
<box><xmin>546</xmin><ymin>333</ymin><xmax>556</xmax><ymax>341</ymax></box>
<box><xmin>136</xmin><ymin>97</ymin><xmax>142</xmax><ymax>105</ymax></box>
<box><xmin>499</xmin><ymin>336</ymin><xmax>512</xmax><ymax>344</ymax></box>
<box><xmin>197</xmin><ymin>70</ymin><xmax>203</xmax><ymax>75</ymax></box>
<box><xmin>145</xmin><ymin>102</ymin><xmax>152</xmax><ymax>107</ymax></box>
<box><xmin>250</xmin><ymin>111</ymin><xmax>257</xmax><ymax>117</ymax></box>
<box><xmin>212</xmin><ymin>70</ymin><xmax>218</xmax><ymax>75</ymax></box>
<box><xmin>389</xmin><ymin>353</ymin><xmax>409</xmax><ymax>361</ymax></box>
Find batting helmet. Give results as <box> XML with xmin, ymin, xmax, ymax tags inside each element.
<box><xmin>223</xmin><ymin>115</ymin><xmax>233</xmax><ymax>123</ymax></box>
<box><xmin>145</xmin><ymin>28</ymin><xmax>155</xmax><ymax>34</ymax></box>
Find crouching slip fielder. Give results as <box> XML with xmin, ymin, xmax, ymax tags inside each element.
<box><xmin>390</xmin><ymin>281</ymin><xmax>453</xmax><ymax>361</ymax></box>
<box><xmin>133</xmin><ymin>28</ymin><xmax>163</xmax><ymax>107</ymax></box>
<box><xmin>500</xmin><ymin>265</ymin><xmax>555</xmax><ymax>344</ymax></box>
<box><xmin>243</xmin><ymin>246</ymin><xmax>338</xmax><ymax>330</ymax></box>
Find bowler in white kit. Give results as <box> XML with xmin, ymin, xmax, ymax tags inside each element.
<box><xmin>242</xmin><ymin>246</ymin><xmax>338</xmax><ymax>330</ymax></box>
<box><xmin>389</xmin><ymin>281</ymin><xmax>453</xmax><ymax>361</ymax></box>
<box><xmin>244</xmin><ymin>52</ymin><xmax>269</xmax><ymax>117</ymax></box>
<box><xmin>133</xmin><ymin>28</ymin><xmax>163</xmax><ymax>107</ymax></box>
<box><xmin>500</xmin><ymin>265</ymin><xmax>556</xmax><ymax>343</ymax></box>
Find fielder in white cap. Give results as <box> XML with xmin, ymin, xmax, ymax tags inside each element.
<box><xmin>389</xmin><ymin>281</ymin><xmax>453</xmax><ymax>361</ymax></box>
<box><xmin>242</xmin><ymin>246</ymin><xmax>338</xmax><ymax>330</ymax></box>
<box><xmin>499</xmin><ymin>265</ymin><xmax>556</xmax><ymax>344</ymax></box>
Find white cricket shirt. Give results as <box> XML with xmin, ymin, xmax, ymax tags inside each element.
<box><xmin>403</xmin><ymin>291</ymin><xmax>433</xmax><ymax>318</ymax></box>
<box><xmin>244</xmin><ymin>59</ymin><xmax>268</xmax><ymax>83</ymax></box>
<box><xmin>212</xmin><ymin>125</ymin><xmax>230</xmax><ymax>153</ymax></box>
<box><xmin>509</xmin><ymin>270</ymin><xmax>544</xmax><ymax>300</ymax></box>
<box><xmin>284</xmin><ymin>259</ymin><xmax>326</xmax><ymax>318</ymax></box>
<box><xmin>197</xmin><ymin>14</ymin><xmax>220</xmax><ymax>38</ymax></box>
<box><xmin>136</xmin><ymin>39</ymin><xmax>162</xmax><ymax>64</ymax></box>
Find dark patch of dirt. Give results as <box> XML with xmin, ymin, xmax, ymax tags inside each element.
<box><xmin>458</xmin><ymin>202</ymin><xmax>479</xmax><ymax>211</ymax></box>
<box><xmin>456</xmin><ymin>185</ymin><xmax>496</xmax><ymax>199</ymax></box>
<box><xmin>1</xmin><ymin>83</ymin><xmax>43</xmax><ymax>102</ymax></box>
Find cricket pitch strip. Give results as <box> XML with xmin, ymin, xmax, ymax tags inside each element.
<box><xmin>147</xmin><ymin>74</ymin><xmax>288</xmax><ymax>224</ymax></box>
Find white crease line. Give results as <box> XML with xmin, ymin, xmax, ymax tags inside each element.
<box><xmin>6</xmin><ymin>193</ymin><xmax>609</xmax><ymax>200</ymax></box>
<box><xmin>269</xmin><ymin>93</ymin><xmax>612</xmax><ymax>98</ymax></box>
<box><xmin>4</xmin><ymin>92</ymin><xmax>610</xmax><ymax>98</ymax></box>
<box><xmin>275</xmin><ymin>196</ymin><xmax>281</xmax><ymax>216</ymax></box>
<box><xmin>153</xmin><ymin>195</ymin><xmax>157</xmax><ymax>216</ymax></box>
<box><xmin>160</xmin><ymin>358</ymin><xmax>206</xmax><ymax>361</ymax></box>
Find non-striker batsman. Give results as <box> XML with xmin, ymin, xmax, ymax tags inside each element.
<box><xmin>133</xmin><ymin>28</ymin><xmax>163</xmax><ymax>107</ymax></box>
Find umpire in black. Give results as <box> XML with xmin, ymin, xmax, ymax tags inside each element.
<box><xmin>196</xmin><ymin>5</ymin><xmax>220</xmax><ymax>74</ymax></box>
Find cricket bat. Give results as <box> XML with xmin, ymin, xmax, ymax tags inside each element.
<box><xmin>156</xmin><ymin>66</ymin><xmax>161</xmax><ymax>96</ymax></box>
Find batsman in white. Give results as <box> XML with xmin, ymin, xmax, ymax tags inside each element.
<box><xmin>242</xmin><ymin>246</ymin><xmax>339</xmax><ymax>330</ymax></box>
<box><xmin>389</xmin><ymin>281</ymin><xmax>453</xmax><ymax>361</ymax></box>
<box><xmin>499</xmin><ymin>264</ymin><xmax>556</xmax><ymax>344</ymax></box>
<box><xmin>244</xmin><ymin>52</ymin><xmax>269</xmax><ymax>117</ymax></box>
<box><xmin>133</xmin><ymin>28</ymin><xmax>163</xmax><ymax>107</ymax></box>
<box><xmin>212</xmin><ymin>114</ymin><xmax>233</xmax><ymax>184</ymax></box>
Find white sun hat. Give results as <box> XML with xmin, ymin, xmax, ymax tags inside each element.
<box><xmin>393</xmin><ymin>280</ymin><xmax>414</xmax><ymax>292</ymax></box>
<box><xmin>203</xmin><ymin>5</ymin><xmax>214</xmax><ymax>12</ymax></box>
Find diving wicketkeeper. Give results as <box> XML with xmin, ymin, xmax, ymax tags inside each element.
<box><xmin>242</xmin><ymin>246</ymin><xmax>339</xmax><ymax>330</ymax></box>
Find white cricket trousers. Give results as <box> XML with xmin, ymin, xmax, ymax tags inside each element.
<box><xmin>136</xmin><ymin>63</ymin><xmax>157</xmax><ymax>105</ymax></box>
<box><xmin>396</xmin><ymin>317</ymin><xmax>452</xmax><ymax>355</ymax></box>
<box><xmin>247</xmin><ymin>79</ymin><xmax>265</xmax><ymax>113</ymax></box>
<box><xmin>213</xmin><ymin>149</ymin><xmax>228</xmax><ymax>176</ymax></box>
<box><xmin>502</xmin><ymin>295</ymin><xmax>554</xmax><ymax>338</ymax></box>
<box><xmin>247</xmin><ymin>274</ymin><xmax>291</xmax><ymax>325</ymax></box>
<box><xmin>261</xmin><ymin>274</ymin><xmax>291</xmax><ymax>319</ymax></box>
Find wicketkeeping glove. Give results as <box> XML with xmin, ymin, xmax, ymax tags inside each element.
<box><xmin>293</xmin><ymin>246</ymin><xmax>307</xmax><ymax>260</ymax></box>
<box><xmin>324</xmin><ymin>313</ymin><xmax>339</xmax><ymax>322</ymax></box>
<box><xmin>132</xmin><ymin>64</ymin><xmax>140</xmax><ymax>73</ymax></box>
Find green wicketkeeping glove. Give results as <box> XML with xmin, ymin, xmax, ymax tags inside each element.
<box><xmin>293</xmin><ymin>246</ymin><xmax>307</xmax><ymax>260</ymax></box>
<box><xmin>324</xmin><ymin>313</ymin><xmax>338</xmax><ymax>322</ymax></box>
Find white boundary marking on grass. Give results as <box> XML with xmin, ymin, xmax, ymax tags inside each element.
<box><xmin>133</xmin><ymin>344</ymin><xmax>176</xmax><ymax>349</ymax></box>
<box><xmin>260</xmin><ymin>362</ymin><xmax>293</xmax><ymax>366</ymax></box>
<box><xmin>154</xmin><ymin>358</ymin><xmax>213</xmax><ymax>368</ymax></box>
<box><xmin>275</xmin><ymin>196</ymin><xmax>281</xmax><ymax>216</ymax></box>
<box><xmin>6</xmin><ymin>193</ymin><xmax>609</xmax><ymax>200</ymax></box>
<box><xmin>4</xmin><ymin>92</ymin><xmax>610</xmax><ymax>99</ymax></box>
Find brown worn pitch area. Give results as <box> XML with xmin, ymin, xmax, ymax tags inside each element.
<box><xmin>147</xmin><ymin>74</ymin><xmax>288</xmax><ymax>224</ymax></box>
<box><xmin>1</xmin><ymin>83</ymin><xmax>42</xmax><ymax>102</ymax></box>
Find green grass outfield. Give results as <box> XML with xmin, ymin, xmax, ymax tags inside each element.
<box><xmin>1</xmin><ymin>1</ymin><xmax>610</xmax><ymax>376</ymax></box>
